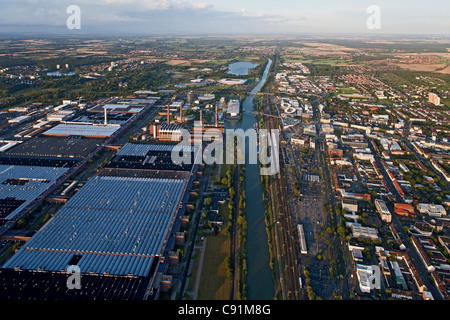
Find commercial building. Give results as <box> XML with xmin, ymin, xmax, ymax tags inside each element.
<box><xmin>341</xmin><ymin>134</ymin><xmax>368</xmax><ymax>149</ymax></box>
<box><xmin>354</xmin><ymin>152</ymin><xmax>375</xmax><ymax>162</ymax></box>
<box><xmin>88</xmin><ymin>104</ymin><xmax>142</xmax><ymax>114</ymax></box>
<box><xmin>47</xmin><ymin>110</ymin><xmax>75</xmax><ymax>122</ymax></box>
<box><xmin>417</xmin><ymin>203</ymin><xmax>447</xmax><ymax>217</ymax></box>
<box><xmin>375</xmin><ymin>199</ymin><xmax>392</xmax><ymax>223</ymax></box>
<box><xmin>227</xmin><ymin>99</ymin><xmax>240</xmax><ymax>117</ymax></box>
<box><xmin>342</xmin><ymin>197</ymin><xmax>358</xmax><ymax>213</ymax></box>
<box><xmin>351</xmin><ymin>224</ymin><xmax>379</xmax><ymax>240</ymax></box>
<box><xmin>198</xmin><ymin>94</ymin><xmax>215</xmax><ymax>101</ymax></box>
<box><xmin>303</xmin><ymin>125</ymin><xmax>316</xmax><ymax>136</ymax></box>
<box><xmin>356</xmin><ymin>264</ymin><xmax>381</xmax><ymax>293</ymax></box>
<box><xmin>218</xmin><ymin>79</ymin><xmax>246</xmax><ymax>86</ymax></box>
<box><xmin>291</xmin><ymin>135</ymin><xmax>308</xmax><ymax>146</ymax></box>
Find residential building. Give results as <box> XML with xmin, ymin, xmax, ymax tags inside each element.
<box><xmin>394</xmin><ymin>203</ymin><xmax>416</xmax><ymax>217</ymax></box>
<box><xmin>429</xmin><ymin>92</ymin><xmax>441</xmax><ymax>106</ymax></box>
<box><xmin>413</xmin><ymin>222</ymin><xmax>433</xmax><ymax>237</ymax></box>
<box><xmin>438</xmin><ymin>236</ymin><xmax>450</xmax><ymax>254</ymax></box>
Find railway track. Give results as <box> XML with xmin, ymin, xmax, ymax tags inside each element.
<box><xmin>264</xmin><ymin>100</ymin><xmax>300</xmax><ymax>300</ymax></box>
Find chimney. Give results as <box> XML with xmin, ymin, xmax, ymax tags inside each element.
<box><xmin>104</xmin><ymin>107</ymin><xmax>107</xmax><ymax>125</ymax></box>
<box><xmin>200</xmin><ymin>110</ymin><xmax>202</xmax><ymax>125</ymax></box>
<box><xmin>180</xmin><ymin>103</ymin><xmax>183</xmax><ymax>124</ymax></box>
<box><xmin>215</xmin><ymin>104</ymin><xmax>218</xmax><ymax>127</ymax></box>
<box><xmin>167</xmin><ymin>104</ymin><xmax>170</xmax><ymax>125</ymax></box>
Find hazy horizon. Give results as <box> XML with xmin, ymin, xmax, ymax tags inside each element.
<box><xmin>0</xmin><ymin>0</ymin><xmax>449</xmax><ymax>36</ymax></box>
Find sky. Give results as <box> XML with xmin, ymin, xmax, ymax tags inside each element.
<box><xmin>0</xmin><ymin>0</ymin><xmax>449</xmax><ymax>35</ymax></box>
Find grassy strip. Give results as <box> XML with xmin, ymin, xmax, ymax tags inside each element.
<box><xmin>256</xmin><ymin>106</ymin><xmax>281</xmax><ymax>299</ymax></box>
<box><xmin>237</xmin><ymin>165</ymin><xmax>248</xmax><ymax>300</ymax></box>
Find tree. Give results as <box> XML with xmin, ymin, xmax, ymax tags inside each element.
<box><xmin>221</xmin><ymin>177</ymin><xmax>228</xmax><ymax>186</ymax></box>
<box><xmin>337</xmin><ymin>225</ymin><xmax>346</xmax><ymax>237</ymax></box>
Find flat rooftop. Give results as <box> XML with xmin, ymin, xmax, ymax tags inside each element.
<box><xmin>0</xmin><ymin>268</ymin><xmax>151</xmax><ymax>300</ymax></box>
<box><xmin>0</xmin><ymin>165</ymin><xmax>68</xmax><ymax>220</ymax></box>
<box><xmin>5</xmin><ymin>136</ymin><xmax>102</xmax><ymax>159</ymax></box>
<box><xmin>3</xmin><ymin>175</ymin><xmax>187</xmax><ymax>277</ymax></box>
<box><xmin>0</xmin><ymin>155</ymin><xmax>78</xmax><ymax>168</ymax></box>
<box><xmin>116</xmin><ymin>143</ymin><xmax>194</xmax><ymax>157</ymax></box>
<box><xmin>108</xmin><ymin>143</ymin><xmax>195</xmax><ymax>172</ymax></box>
<box><xmin>42</xmin><ymin>124</ymin><xmax>120</xmax><ymax>138</ymax></box>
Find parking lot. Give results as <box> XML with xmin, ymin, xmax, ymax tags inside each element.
<box><xmin>284</xmin><ymin>140</ymin><xmax>339</xmax><ymax>299</ymax></box>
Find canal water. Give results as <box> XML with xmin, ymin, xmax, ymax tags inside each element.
<box><xmin>225</xmin><ymin>58</ymin><xmax>274</xmax><ymax>299</ymax></box>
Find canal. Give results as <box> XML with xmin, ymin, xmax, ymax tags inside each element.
<box><xmin>225</xmin><ymin>58</ymin><xmax>274</xmax><ymax>299</ymax></box>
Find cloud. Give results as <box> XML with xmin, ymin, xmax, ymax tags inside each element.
<box><xmin>240</xmin><ymin>8</ymin><xmax>305</xmax><ymax>25</ymax></box>
<box><xmin>0</xmin><ymin>0</ymin><xmax>215</xmax><ymax>31</ymax></box>
<box><xmin>90</xmin><ymin>0</ymin><xmax>212</xmax><ymax>11</ymax></box>
<box><xmin>0</xmin><ymin>0</ymin><xmax>447</xmax><ymax>34</ymax></box>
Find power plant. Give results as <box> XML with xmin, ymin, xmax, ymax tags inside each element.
<box><xmin>150</xmin><ymin>100</ymin><xmax>224</xmax><ymax>142</ymax></box>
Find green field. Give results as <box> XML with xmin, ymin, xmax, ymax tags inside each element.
<box><xmin>282</xmin><ymin>56</ymin><xmax>354</xmax><ymax>66</ymax></box>
<box><xmin>337</xmin><ymin>87</ymin><xmax>358</xmax><ymax>94</ymax></box>
<box><xmin>197</xmin><ymin>203</ymin><xmax>231</xmax><ymax>300</ymax></box>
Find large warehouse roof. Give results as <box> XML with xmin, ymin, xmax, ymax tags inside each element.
<box><xmin>116</xmin><ymin>143</ymin><xmax>194</xmax><ymax>157</ymax></box>
<box><xmin>5</xmin><ymin>136</ymin><xmax>102</xmax><ymax>159</ymax></box>
<box><xmin>4</xmin><ymin>175</ymin><xmax>187</xmax><ymax>277</ymax></box>
<box><xmin>43</xmin><ymin>124</ymin><xmax>120</xmax><ymax>138</ymax></box>
<box><xmin>0</xmin><ymin>165</ymin><xmax>68</xmax><ymax>220</ymax></box>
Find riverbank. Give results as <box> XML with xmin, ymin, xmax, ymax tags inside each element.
<box><xmin>240</xmin><ymin>58</ymin><xmax>275</xmax><ymax>299</ymax></box>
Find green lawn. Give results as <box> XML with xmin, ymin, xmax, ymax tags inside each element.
<box><xmin>197</xmin><ymin>203</ymin><xmax>231</xmax><ymax>300</ymax></box>
<box><xmin>337</xmin><ymin>87</ymin><xmax>358</xmax><ymax>94</ymax></box>
<box><xmin>282</xmin><ymin>56</ymin><xmax>354</xmax><ymax>66</ymax></box>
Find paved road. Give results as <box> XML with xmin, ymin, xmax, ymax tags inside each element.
<box><xmin>192</xmin><ymin>238</ymin><xmax>207</xmax><ymax>300</ymax></box>
<box><xmin>367</xmin><ymin>135</ymin><xmax>442</xmax><ymax>300</ymax></box>
<box><xmin>178</xmin><ymin>166</ymin><xmax>210</xmax><ymax>300</ymax></box>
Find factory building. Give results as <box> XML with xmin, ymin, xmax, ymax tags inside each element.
<box><xmin>42</xmin><ymin>123</ymin><xmax>120</xmax><ymax>138</ymax></box>
<box><xmin>0</xmin><ymin>165</ymin><xmax>68</xmax><ymax>222</ymax></box>
<box><xmin>4</xmin><ymin>175</ymin><xmax>188</xmax><ymax>276</ymax></box>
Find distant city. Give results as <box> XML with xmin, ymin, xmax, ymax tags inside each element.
<box><xmin>0</xmin><ymin>31</ymin><xmax>449</xmax><ymax>303</ymax></box>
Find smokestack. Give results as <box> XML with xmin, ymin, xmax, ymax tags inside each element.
<box><xmin>104</xmin><ymin>107</ymin><xmax>107</xmax><ymax>125</ymax></box>
<box><xmin>167</xmin><ymin>104</ymin><xmax>170</xmax><ymax>125</ymax></box>
<box><xmin>200</xmin><ymin>110</ymin><xmax>202</xmax><ymax>125</ymax></box>
<box><xmin>215</xmin><ymin>104</ymin><xmax>218</xmax><ymax>127</ymax></box>
<box><xmin>180</xmin><ymin>104</ymin><xmax>183</xmax><ymax>124</ymax></box>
